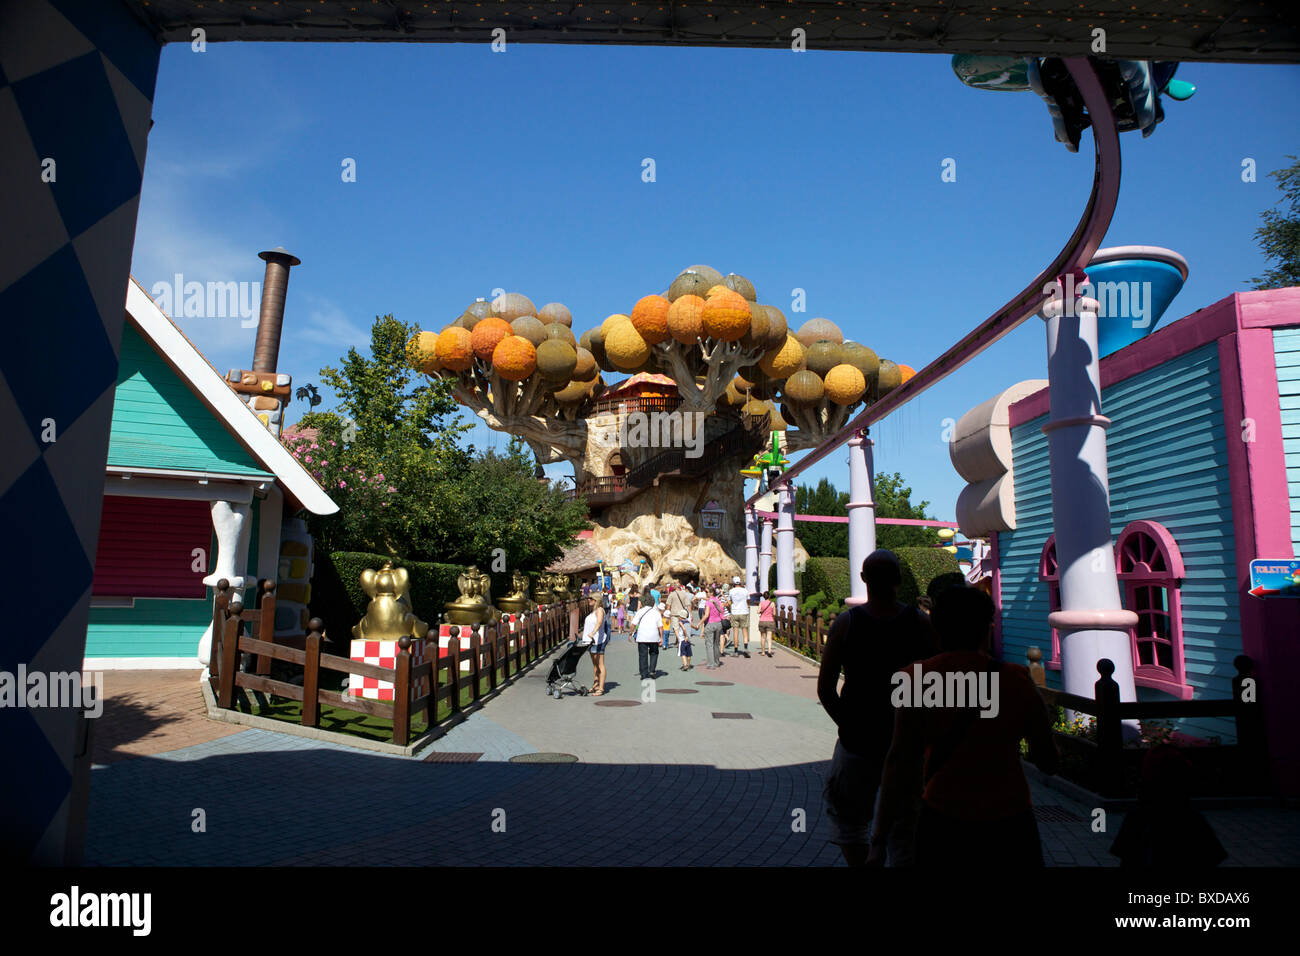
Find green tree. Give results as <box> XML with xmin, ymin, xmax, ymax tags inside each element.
<box><xmin>287</xmin><ymin>314</ymin><xmax>470</xmax><ymax>556</ymax></box>
<box><xmin>873</xmin><ymin>472</ymin><xmax>940</xmax><ymax>551</ymax></box>
<box><xmin>1251</xmin><ymin>156</ymin><xmax>1300</xmax><ymax>290</ymax></box>
<box><xmin>286</xmin><ymin>315</ymin><xmax>588</xmax><ymax>570</ymax></box>
<box><xmin>791</xmin><ymin>472</ymin><xmax>939</xmax><ymax>556</ymax></box>
<box><xmin>794</xmin><ymin>477</ymin><xmax>849</xmax><ymax>556</ymax></box>
<box><xmin>429</xmin><ymin>437</ymin><xmax>590</xmax><ymax>571</ymax></box>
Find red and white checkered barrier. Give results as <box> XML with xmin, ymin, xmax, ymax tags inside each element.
<box><xmin>437</xmin><ymin>623</ymin><xmax>476</xmax><ymax>673</ymax></box>
<box><xmin>349</xmin><ymin>638</ymin><xmax>425</xmax><ymax>702</ymax></box>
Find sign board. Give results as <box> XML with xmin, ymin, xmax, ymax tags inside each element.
<box><xmin>1248</xmin><ymin>559</ymin><xmax>1300</xmax><ymax>597</ymax></box>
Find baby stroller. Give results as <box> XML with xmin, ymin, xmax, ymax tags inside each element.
<box><xmin>545</xmin><ymin>638</ymin><xmax>591</xmax><ymax>699</ymax></box>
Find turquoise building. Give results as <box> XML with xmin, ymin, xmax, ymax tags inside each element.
<box><xmin>84</xmin><ymin>279</ymin><xmax>337</xmax><ymax>666</ymax></box>
<box><xmin>953</xmin><ymin>287</ymin><xmax>1300</xmax><ymax>794</ymax></box>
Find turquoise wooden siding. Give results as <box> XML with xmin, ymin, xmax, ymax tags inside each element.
<box><xmin>999</xmin><ymin>342</ymin><xmax>1240</xmax><ymax>741</ymax></box>
<box><xmin>1277</xmin><ymin>329</ymin><xmax>1300</xmax><ymax>555</ymax></box>
<box><xmin>107</xmin><ymin>323</ymin><xmax>273</xmax><ymax>477</ymax></box>
<box><xmin>85</xmin><ymin>597</ymin><xmax>213</xmax><ymax>658</ymax></box>
<box><xmin>87</xmin><ymin>496</ymin><xmax>264</xmax><ymax>658</ymax></box>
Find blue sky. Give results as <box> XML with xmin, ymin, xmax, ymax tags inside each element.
<box><xmin>131</xmin><ymin>41</ymin><xmax>1299</xmax><ymax>521</ymax></box>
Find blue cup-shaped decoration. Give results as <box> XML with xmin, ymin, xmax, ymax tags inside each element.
<box><xmin>1086</xmin><ymin>246</ymin><xmax>1188</xmax><ymax>359</ymax></box>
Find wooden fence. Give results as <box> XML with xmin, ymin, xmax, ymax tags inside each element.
<box><xmin>207</xmin><ymin>579</ymin><xmax>590</xmax><ymax>747</ymax></box>
<box><xmin>772</xmin><ymin>605</ymin><xmax>833</xmax><ymax>660</ymax></box>
<box><xmin>1027</xmin><ymin>648</ymin><xmax>1266</xmax><ymax>795</ymax></box>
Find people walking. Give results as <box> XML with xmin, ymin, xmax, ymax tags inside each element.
<box><xmin>678</xmin><ymin>623</ymin><xmax>694</xmax><ymax>670</ymax></box>
<box><xmin>630</xmin><ymin>590</ymin><xmax>663</xmax><ymax>681</ymax></box>
<box><xmin>583</xmin><ymin>599</ymin><xmax>608</xmax><ymax>696</ymax></box>
<box><xmin>870</xmin><ymin>585</ymin><xmax>1058</xmax><ymax>869</ymax></box>
<box><xmin>667</xmin><ymin>584</ymin><xmax>693</xmax><ymax>647</ymax></box>
<box><xmin>758</xmin><ymin>590</ymin><xmax>776</xmax><ymax>657</ymax></box>
<box><xmin>728</xmin><ymin>576</ymin><xmax>751</xmax><ymax>657</ymax></box>
<box><xmin>701</xmin><ymin>588</ymin><xmax>728</xmax><ymax>670</ymax></box>
<box><xmin>817</xmin><ymin>550</ymin><xmax>938</xmax><ymax>868</ymax></box>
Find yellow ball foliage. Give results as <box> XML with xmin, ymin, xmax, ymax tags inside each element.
<box><xmin>605</xmin><ymin>321</ymin><xmax>651</xmax><ymax>370</ymax></box>
<box><xmin>824</xmin><ymin>364</ymin><xmax>867</xmax><ymax>406</ymax></box>
<box><xmin>702</xmin><ymin>288</ymin><xmax>751</xmax><ymax>342</ymax></box>
<box><xmin>470</xmin><ymin>317</ymin><xmax>514</xmax><ymax>362</ymax></box>
<box><xmin>898</xmin><ymin>364</ymin><xmax>917</xmax><ymax>384</ymax></box>
<box><xmin>492</xmin><ymin>335</ymin><xmax>537</xmax><ymax>381</ymax></box>
<box><xmin>539</xmin><ymin>302</ymin><xmax>573</xmax><ymax>326</ymax></box>
<box><xmin>630</xmin><ymin>294</ymin><xmax>671</xmax><ymax>345</ymax></box>
<box><xmin>784</xmin><ymin>369</ymin><xmax>825</xmax><ymax>404</ymax></box>
<box><xmin>411</xmin><ymin>331</ymin><xmax>442</xmax><ymax>374</ymax></box>
<box><xmin>553</xmin><ymin>378</ymin><xmax>592</xmax><ymax>404</ymax></box>
<box><xmin>601</xmin><ymin>313</ymin><xmax>633</xmax><ymax>341</ymax></box>
<box><xmin>510</xmin><ymin>315</ymin><xmax>547</xmax><ymax>346</ymax></box>
<box><xmin>536</xmin><ymin>339</ymin><xmax>578</xmax><ymax>381</ymax></box>
<box><xmin>435</xmin><ymin>326</ymin><xmax>474</xmax><ymax>372</ymax></box>
<box><xmin>573</xmin><ymin>347</ymin><xmax>596</xmax><ymax>380</ymax></box>
<box><xmin>758</xmin><ymin>333</ymin><xmax>806</xmax><ymax>379</ymax></box>
<box><xmin>667</xmin><ymin>294</ymin><xmax>706</xmax><ymax>344</ymax></box>
<box><xmin>877</xmin><ymin>359</ymin><xmax>903</xmax><ymax>394</ymax></box>
<box><xmin>491</xmin><ymin>292</ymin><xmax>537</xmax><ymax>321</ymax></box>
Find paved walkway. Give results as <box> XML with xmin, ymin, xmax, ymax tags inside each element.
<box><xmin>84</xmin><ymin>633</ymin><xmax>1300</xmax><ymax>866</ymax></box>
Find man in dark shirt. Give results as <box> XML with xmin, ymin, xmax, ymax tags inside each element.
<box><xmin>817</xmin><ymin>550</ymin><xmax>937</xmax><ymax>867</ymax></box>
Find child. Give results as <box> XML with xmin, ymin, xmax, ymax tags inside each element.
<box><xmin>678</xmin><ymin>623</ymin><xmax>694</xmax><ymax>670</ymax></box>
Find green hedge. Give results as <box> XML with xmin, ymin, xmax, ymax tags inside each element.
<box><xmin>310</xmin><ymin>551</ymin><xmax>530</xmax><ymax>648</ymax></box>
<box><xmin>896</xmin><ymin>548</ymin><xmax>961</xmax><ymax>606</ymax></box>
<box><xmin>808</xmin><ymin>556</ymin><xmax>851</xmax><ymax>605</ymax></box>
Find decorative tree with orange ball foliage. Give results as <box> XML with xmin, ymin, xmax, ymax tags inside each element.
<box><xmin>410</xmin><ymin>267</ymin><xmax>911</xmax><ymax>579</ymax></box>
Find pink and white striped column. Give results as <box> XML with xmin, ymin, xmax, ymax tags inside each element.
<box><xmin>775</xmin><ymin>483</ymin><xmax>799</xmax><ymax>615</ymax></box>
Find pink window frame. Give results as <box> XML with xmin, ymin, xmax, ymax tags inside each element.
<box><xmin>1115</xmin><ymin>520</ymin><xmax>1191</xmax><ymax>700</ymax></box>
<box><xmin>1037</xmin><ymin>535</ymin><xmax>1063</xmax><ymax>670</ymax></box>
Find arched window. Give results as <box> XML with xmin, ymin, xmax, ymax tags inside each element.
<box><xmin>1115</xmin><ymin>520</ymin><xmax>1190</xmax><ymax>699</ymax></box>
<box><xmin>1038</xmin><ymin>535</ymin><xmax>1062</xmax><ymax>670</ymax></box>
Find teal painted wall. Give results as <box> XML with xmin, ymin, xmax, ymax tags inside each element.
<box><xmin>85</xmin><ymin>596</ymin><xmax>213</xmax><ymax>658</ymax></box>
<box><xmin>1277</xmin><ymin>328</ymin><xmax>1300</xmax><ymax>556</ymax></box>
<box><xmin>107</xmin><ymin>322</ymin><xmax>272</xmax><ymax>477</ymax></box>
<box><xmin>1000</xmin><ymin>342</ymin><xmax>1240</xmax><ymax>741</ymax></box>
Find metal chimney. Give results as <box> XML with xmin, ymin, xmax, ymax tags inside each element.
<box><xmin>252</xmin><ymin>247</ymin><xmax>301</xmax><ymax>373</ymax></box>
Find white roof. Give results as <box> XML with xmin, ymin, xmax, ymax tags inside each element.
<box><xmin>124</xmin><ymin>277</ymin><xmax>339</xmax><ymax>516</ymax></box>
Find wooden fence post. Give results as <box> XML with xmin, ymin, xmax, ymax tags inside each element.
<box><xmin>209</xmin><ymin>579</ymin><xmax>230</xmax><ymax>685</ymax></box>
<box><xmin>470</xmin><ymin>628</ymin><xmax>483</xmax><ymax>704</ymax></box>
<box><xmin>218</xmin><ymin>606</ymin><xmax>242</xmax><ymax>710</ymax></box>
<box><xmin>302</xmin><ymin>620</ymin><xmax>322</xmax><ymax>729</ymax></box>
<box><xmin>255</xmin><ymin>579</ymin><xmax>276</xmax><ymax>675</ymax></box>
<box><xmin>393</xmin><ymin>636</ymin><xmax>411</xmax><ymax>747</ymax></box>
<box><xmin>448</xmin><ymin>636</ymin><xmax>461</xmax><ymax>716</ymax></box>
<box><xmin>487</xmin><ymin>620</ymin><xmax>499</xmax><ymax>694</ymax></box>
<box><xmin>1094</xmin><ymin>658</ymin><xmax>1122</xmax><ymax>795</ymax></box>
<box><xmin>1026</xmin><ymin>646</ymin><xmax>1046</xmax><ymax>688</ymax></box>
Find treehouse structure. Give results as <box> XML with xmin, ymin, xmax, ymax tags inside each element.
<box><xmin>412</xmin><ymin>265</ymin><xmax>913</xmax><ymax>585</ymax></box>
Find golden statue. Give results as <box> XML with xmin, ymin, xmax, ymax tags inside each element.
<box><xmin>352</xmin><ymin>562</ymin><xmax>427</xmax><ymax>643</ymax></box>
<box><xmin>444</xmin><ymin>565</ymin><xmax>498</xmax><ymax>624</ymax></box>
<box><xmin>497</xmin><ymin>570</ymin><xmax>534</xmax><ymax>614</ymax></box>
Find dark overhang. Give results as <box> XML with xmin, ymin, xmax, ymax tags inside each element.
<box><xmin>120</xmin><ymin>1</ymin><xmax>1300</xmax><ymax>63</ymax></box>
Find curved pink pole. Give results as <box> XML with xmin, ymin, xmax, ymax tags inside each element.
<box><xmin>754</xmin><ymin>57</ymin><xmax>1122</xmax><ymax>503</ymax></box>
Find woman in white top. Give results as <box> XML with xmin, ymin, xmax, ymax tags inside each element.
<box><xmin>630</xmin><ymin>591</ymin><xmax>663</xmax><ymax>682</ymax></box>
<box><xmin>583</xmin><ymin>601</ymin><xmax>608</xmax><ymax>696</ymax></box>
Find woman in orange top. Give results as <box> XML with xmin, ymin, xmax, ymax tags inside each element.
<box><xmin>870</xmin><ymin>586</ymin><xmax>1059</xmax><ymax>867</ymax></box>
